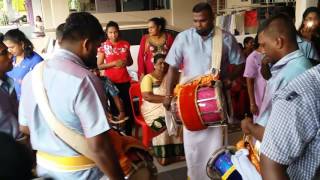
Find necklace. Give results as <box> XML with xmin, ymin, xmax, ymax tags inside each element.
<box><xmin>147</xmin><ymin>34</ymin><xmax>167</xmax><ymax>55</ymax></box>
<box><xmin>148</xmin><ymin>33</ymin><xmax>166</xmax><ymax>46</ymax></box>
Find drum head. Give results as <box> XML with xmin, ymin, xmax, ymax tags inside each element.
<box><xmin>206</xmin><ymin>146</ymin><xmax>238</xmax><ymax>179</ymax></box>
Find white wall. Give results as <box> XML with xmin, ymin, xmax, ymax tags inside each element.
<box><xmin>171</xmin><ymin>0</ymin><xmax>205</xmax><ymax>30</ymax></box>
<box><xmin>41</xmin><ymin>0</ymin><xmax>54</xmax><ymax>29</ymax></box>
<box><xmin>49</xmin><ymin>0</ymin><xmax>69</xmax><ymax>27</ymax></box>
<box><xmin>31</xmin><ymin>0</ymin><xmax>43</xmax><ymax>23</ymax></box>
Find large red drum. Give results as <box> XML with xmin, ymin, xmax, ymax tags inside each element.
<box><xmin>171</xmin><ymin>81</ymin><xmax>227</xmax><ymax>131</ymax></box>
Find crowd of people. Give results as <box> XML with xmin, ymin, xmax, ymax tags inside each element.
<box><xmin>0</xmin><ymin>2</ymin><xmax>320</xmax><ymax>180</ymax></box>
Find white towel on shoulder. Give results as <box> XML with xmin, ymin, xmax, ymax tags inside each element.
<box><xmin>231</xmin><ymin>149</ymin><xmax>262</xmax><ymax>180</ymax></box>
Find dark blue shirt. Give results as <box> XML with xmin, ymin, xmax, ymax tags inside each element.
<box><xmin>7</xmin><ymin>51</ymin><xmax>43</xmax><ymax>100</ymax></box>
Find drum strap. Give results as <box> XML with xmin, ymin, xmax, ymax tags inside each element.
<box><xmin>32</xmin><ymin>62</ymin><xmax>150</xmax><ymax>173</ymax></box>
<box><xmin>32</xmin><ymin>62</ymin><xmax>96</xmax><ymax>160</ymax></box>
<box><xmin>211</xmin><ymin>27</ymin><xmax>223</xmax><ymax>75</ymax></box>
<box><xmin>211</xmin><ymin>28</ymin><xmax>235</xmax><ymax>124</ymax></box>
<box><xmin>211</xmin><ymin>27</ymin><xmax>229</xmax><ymax>146</ymax></box>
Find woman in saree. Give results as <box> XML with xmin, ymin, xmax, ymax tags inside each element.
<box><xmin>140</xmin><ymin>54</ymin><xmax>184</xmax><ymax>165</ymax></box>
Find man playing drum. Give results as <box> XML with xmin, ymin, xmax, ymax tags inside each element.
<box><xmin>18</xmin><ymin>12</ymin><xmax>125</xmax><ymax>179</ymax></box>
<box><xmin>163</xmin><ymin>3</ymin><xmax>245</xmax><ymax>180</ymax></box>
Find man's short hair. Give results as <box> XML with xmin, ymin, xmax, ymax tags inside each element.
<box><xmin>192</xmin><ymin>2</ymin><xmax>213</xmax><ymax>17</ymax></box>
<box><xmin>62</xmin><ymin>12</ymin><xmax>105</xmax><ymax>42</ymax></box>
<box><xmin>263</xmin><ymin>13</ymin><xmax>297</xmax><ymax>43</ymax></box>
<box><xmin>56</xmin><ymin>23</ymin><xmax>65</xmax><ymax>40</ymax></box>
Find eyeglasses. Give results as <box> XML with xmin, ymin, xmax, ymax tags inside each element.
<box><xmin>0</xmin><ymin>48</ymin><xmax>8</xmax><ymax>56</ymax></box>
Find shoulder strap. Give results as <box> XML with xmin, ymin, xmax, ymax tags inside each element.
<box><xmin>31</xmin><ymin>62</ymin><xmax>95</xmax><ymax>160</ymax></box>
<box><xmin>211</xmin><ymin>27</ymin><xmax>223</xmax><ymax>76</ymax></box>
<box><xmin>178</xmin><ymin>27</ymin><xmax>224</xmax><ymax>84</ymax></box>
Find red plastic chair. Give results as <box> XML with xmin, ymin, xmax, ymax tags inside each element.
<box><xmin>129</xmin><ymin>82</ymin><xmax>161</xmax><ymax>148</ymax></box>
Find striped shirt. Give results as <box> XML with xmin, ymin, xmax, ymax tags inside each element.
<box><xmin>261</xmin><ymin>65</ymin><xmax>320</xmax><ymax>179</ymax></box>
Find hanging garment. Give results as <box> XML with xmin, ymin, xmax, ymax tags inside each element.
<box><xmin>245</xmin><ymin>10</ymin><xmax>258</xmax><ymax>34</ymax></box>
<box><xmin>229</xmin><ymin>13</ymin><xmax>237</xmax><ymax>34</ymax></box>
<box><xmin>235</xmin><ymin>12</ymin><xmax>245</xmax><ymax>35</ymax></box>
<box><xmin>223</xmin><ymin>14</ymin><xmax>231</xmax><ymax>32</ymax></box>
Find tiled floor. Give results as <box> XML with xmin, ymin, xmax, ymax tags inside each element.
<box><xmin>154</xmin><ymin>127</ymin><xmax>243</xmax><ymax>180</ymax></box>
<box><xmin>157</xmin><ymin>166</ymin><xmax>187</xmax><ymax>180</ymax></box>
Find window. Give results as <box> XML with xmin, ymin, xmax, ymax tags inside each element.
<box><xmin>68</xmin><ymin>0</ymin><xmax>170</xmax><ymax>13</ymax></box>
<box><xmin>122</xmin><ymin>0</ymin><xmax>170</xmax><ymax>11</ymax></box>
<box><xmin>69</xmin><ymin>0</ymin><xmax>96</xmax><ymax>12</ymax></box>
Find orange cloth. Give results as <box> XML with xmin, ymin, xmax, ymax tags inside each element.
<box><xmin>108</xmin><ymin>129</ymin><xmax>148</xmax><ymax>175</ymax></box>
<box><xmin>236</xmin><ymin>137</ymin><xmax>260</xmax><ymax>173</ymax></box>
<box><xmin>174</xmin><ymin>74</ymin><xmax>218</xmax><ymax>95</ymax></box>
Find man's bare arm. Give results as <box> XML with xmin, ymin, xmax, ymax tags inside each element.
<box><xmin>261</xmin><ymin>153</ymin><xmax>289</xmax><ymax>180</ymax></box>
<box><xmin>163</xmin><ymin>66</ymin><xmax>180</xmax><ymax>110</ymax></box>
<box><xmin>87</xmin><ymin>131</ymin><xmax>125</xmax><ymax>180</ymax></box>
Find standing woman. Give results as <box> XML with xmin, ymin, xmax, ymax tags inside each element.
<box><xmin>137</xmin><ymin>17</ymin><xmax>174</xmax><ymax>79</ymax></box>
<box><xmin>97</xmin><ymin>21</ymin><xmax>134</xmax><ymax>135</ymax></box>
<box><xmin>4</xmin><ymin>29</ymin><xmax>43</xmax><ymax>100</ymax></box>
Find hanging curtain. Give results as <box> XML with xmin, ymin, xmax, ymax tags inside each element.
<box><xmin>235</xmin><ymin>12</ymin><xmax>245</xmax><ymax>35</ymax></box>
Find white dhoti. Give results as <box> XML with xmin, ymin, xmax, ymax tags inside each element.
<box><xmin>184</xmin><ymin>126</ymin><xmax>223</xmax><ymax>180</ymax></box>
